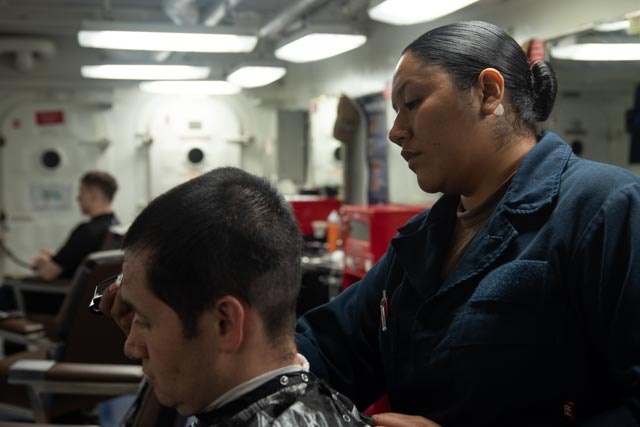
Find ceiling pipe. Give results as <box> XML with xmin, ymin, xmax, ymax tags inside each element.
<box><xmin>258</xmin><ymin>0</ymin><xmax>329</xmax><ymax>39</ymax></box>
<box><xmin>162</xmin><ymin>0</ymin><xmax>199</xmax><ymax>26</ymax></box>
<box><xmin>15</xmin><ymin>51</ymin><xmax>34</xmax><ymax>71</ymax></box>
<box><xmin>202</xmin><ymin>0</ymin><xmax>244</xmax><ymax>27</ymax></box>
<box><xmin>163</xmin><ymin>0</ymin><xmax>245</xmax><ymax>27</ymax></box>
<box><xmin>152</xmin><ymin>51</ymin><xmax>172</xmax><ymax>62</ymax></box>
<box><xmin>158</xmin><ymin>0</ymin><xmax>244</xmax><ymax>62</ymax></box>
<box><xmin>0</xmin><ymin>38</ymin><xmax>55</xmax><ymax>71</ymax></box>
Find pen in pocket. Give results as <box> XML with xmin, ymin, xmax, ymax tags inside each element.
<box><xmin>380</xmin><ymin>289</ymin><xmax>389</xmax><ymax>332</ymax></box>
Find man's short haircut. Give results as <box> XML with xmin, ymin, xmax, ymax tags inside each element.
<box><xmin>123</xmin><ymin>167</ymin><xmax>303</xmax><ymax>343</ymax></box>
<box><xmin>81</xmin><ymin>171</ymin><xmax>118</xmax><ymax>202</ymax></box>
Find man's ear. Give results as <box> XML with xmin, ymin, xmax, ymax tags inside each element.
<box><xmin>476</xmin><ymin>68</ymin><xmax>505</xmax><ymax>116</ymax></box>
<box><xmin>87</xmin><ymin>186</ymin><xmax>104</xmax><ymax>204</ymax></box>
<box><xmin>212</xmin><ymin>295</ymin><xmax>245</xmax><ymax>353</ymax></box>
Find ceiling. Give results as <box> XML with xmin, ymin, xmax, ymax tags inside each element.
<box><xmin>0</xmin><ymin>0</ymin><xmax>371</xmax><ymax>88</ymax></box>
<box><xmin>0</xmin><ymin>0</ymin><xmax>638</xmax><ymax>95</ymax></box>
<box><xmin>547</xmin><ymin>18</ymin><xmax>640</xmax><ymax>93</ymax></box>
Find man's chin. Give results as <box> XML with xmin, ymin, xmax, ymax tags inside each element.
<box><xmin>174</xmin><ymin>402</ymin><xmax>200</xmax><ymax>417</ymax></box>
<box><xmin>154</xmin><ymin>391</ymin><xmax>196</xmax><ymax>416</ymax></box>
<box><xmin>153</xmin><ymin>389</ymin><xmax>175</xmax><ymax>409</ymax></box>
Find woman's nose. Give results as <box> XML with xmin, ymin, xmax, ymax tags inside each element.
<box><xmin>389</xmin><ymin>121</ymin><xmax>410</xmax><ymax>146</ymax></box>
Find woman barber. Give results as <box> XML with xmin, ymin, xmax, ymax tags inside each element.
<box><xmin>296</xmin><ymin>20</ymin><xmax>640</xmax><ymax>427</ymax></box>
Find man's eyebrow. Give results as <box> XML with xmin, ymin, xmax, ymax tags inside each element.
<box><xmin>118</xmin><ymin>281</ymin><xmax>141</xmax><ymax>315</ymax></box>
<box><xmin>119</xmin><ymin>293</ymin><xmax>137</xmax><ymax>313</ymax></box>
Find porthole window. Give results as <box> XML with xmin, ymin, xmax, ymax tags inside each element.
<box><xmin>41</xmin><ymin>149</ymin><xmax>61</xmax><ymax>169</ymax></box>
<box><xmin>187</xmin><ymin>148</ymin><xmax>205</xmax><ymax>164</ymax></box>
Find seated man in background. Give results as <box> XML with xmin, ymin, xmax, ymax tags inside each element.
<box><xmin>99</xmin><ymin>167</ymin><xmax>371</xmax><ymax>426</ymax></box>
<box><xmin>0</xmin><ymin>170</ymin><xmax>118</xmax><ymax>354</ymax></box>
<box><xmin>33</xmin><ymin>170</ymin><xmax>119</xmax><ymax>280</ymax></box>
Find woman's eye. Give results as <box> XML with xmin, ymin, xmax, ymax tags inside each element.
<box><xmin>405</xmin><ymin>99</ymin><xmax>420</xmax><ymax>110</ymax></box>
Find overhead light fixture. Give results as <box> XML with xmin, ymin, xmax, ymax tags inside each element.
<box><xmin>550</xmin><ymin>43</ymin><xmax>640</xmax><ymax>61</ymax></box>
<box><xmin>226</xmin><ymin>65</ymin><xmax>287</xmax><ymax>88</ymax></box>
<box><xmin>593</xmin><ymin>20</ymin><xmax>630</xmax><ymax>32</ymax></box>
<box><xmin>368</xmin><ymin>0</ymin><xmax>479</xmax><ymax>26</ymax></box>
<box><xmin>81</xmin><ymin>65</ymin><xmax>210</xmax><ymax>80</ymax></box>
<box><xmin>627</xmin><ymin>9</ymin><xmax>640</xmax><ymax>33</ymax></box>
<box><xmin>78</xmin><ymin>21</ymin><xmax>258</xmax><ymax>53</ymax></box>
<box><xmin>139</xmin><ymin>80</ymin><xmax>241</xmax><ymax>95</ymax></box>
<box><xmin>275</xmin><ymin>27</ymin><xmax>367</xmax><ymax>63</ymax></box>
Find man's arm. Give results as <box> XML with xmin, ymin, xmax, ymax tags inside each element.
<box><xmin>51</xmin><ymin>222</ymin><xmax>101</xmax><ymax>279</ymax></box>
<box><xmin>32</xmin><ymin>251</ymin><xmax>63</xmax><ymax>281</ymax></box>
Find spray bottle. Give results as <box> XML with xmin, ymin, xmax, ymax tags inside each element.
<box><xmin>326</xmin><ymin>209</ymin><xmax>340</xmax><ymax>253</ymax></box>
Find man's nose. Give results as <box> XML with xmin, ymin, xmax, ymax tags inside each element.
<box><xmin>124</xmin><ymin>330</ymin><xmax>147</xmax><ymax>360</ymax></box>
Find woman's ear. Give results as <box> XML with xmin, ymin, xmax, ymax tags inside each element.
<box><xmin>477</xmin><ymin>68</ymin><xmax>505</xmax><ymax>116</ymax></box>
<box><xmin>212</xmin><ymin>295</ymin><xmax>245</xmax><ymax>353</ymax></box>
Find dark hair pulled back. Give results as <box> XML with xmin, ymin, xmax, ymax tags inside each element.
<box><xmin>403</xmin><ymin>21</ymin><xmax>557</xmax><ymax>132</ymax></box>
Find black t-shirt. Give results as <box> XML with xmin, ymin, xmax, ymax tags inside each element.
<box><xmin>52</xmin><ymin>212</ymin><xmax>118</xmax><ymax>278</ymax></box>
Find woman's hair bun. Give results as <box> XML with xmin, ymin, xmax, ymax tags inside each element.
<box><xmin>530</xmin><ymin>60</ymin><xmax>558</xmax><ymax>122</ymax></box>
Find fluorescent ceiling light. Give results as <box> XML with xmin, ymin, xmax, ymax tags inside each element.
<box><xmin>78</xmin><ymin>30</ymin><xmax>257</xmax><ymax>53</ymax></box>
<box><xmin>550</xmin><ymin>43</ymin><xmax>640</xmax><ymax>61</ymax></box>
<box><xmin>275</xmin><ymin>33</ymin><xmax>367</xmax><ymax>63</ymax></box>
<box><xmin>81</xmin><ymin>65</ymin><xmax>210</xmax><ymax>80</ymax></box>
<box><xmin>227</xmin><ymin>65</ymin><xmax>286</xmax><ymax>88</ymax></box>
<box><xmin>593</xmin><ymin>20</ymin><xmax>630</xmax><ymax>32</ymax></box>
<box><xmin>139</xmin><ymin>80</ymin><xmax>241</xmax><ymax>95</ymax></box>
<box><xmin>368</xmin><ymin>0</ymin><xmax>479</xmax><ymax>25</ymax></box>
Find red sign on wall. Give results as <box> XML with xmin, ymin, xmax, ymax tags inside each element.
<box><xmin>35</xmin><ymin>110</ymin><xmax>65</xmax><ymax>126</ymax></box>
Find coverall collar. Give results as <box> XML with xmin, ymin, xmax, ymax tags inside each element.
<box><xmin>392</xmin><ymin>131</ymin><xmax>573</xmax><ymax>299</ymax></box>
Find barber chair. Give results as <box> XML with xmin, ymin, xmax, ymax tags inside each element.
<box><xmin>7</xmin><ymin>363</ymin><xmax>183</xmax><ymax>427</ymax></box>
<box><xmin>99</xmin><ymin>224</ymin><xmax>127</xmax><ymax>251</ymax></box>
<box><xmin>1</xmin><ymin>224</ymin><xmax>126</xmax><ymax>322</ymax></box>
<box><xmin>8</xmin><ymin>360</ymin><xmax>142</xmax><ymax>423</ymax></box>
<box><xmin>0</xmin><ymin>249</ymin><xmax>138</xmax><ymax>422</ymax></box>
<box><xmin>0</xmin><ymin>423</ymin><xmax>98</xmax><ymax>427</ymax></box>
<box><xmin>1</xmin><ymin>277</ymin><xmax>69</xmax><ymax>331</ymax></box>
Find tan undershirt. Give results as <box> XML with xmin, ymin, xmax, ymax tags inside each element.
<box><xmin>441</xmin><ymin>171</ymin><xmax>517</xmax><ymax>279</ymax></box>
